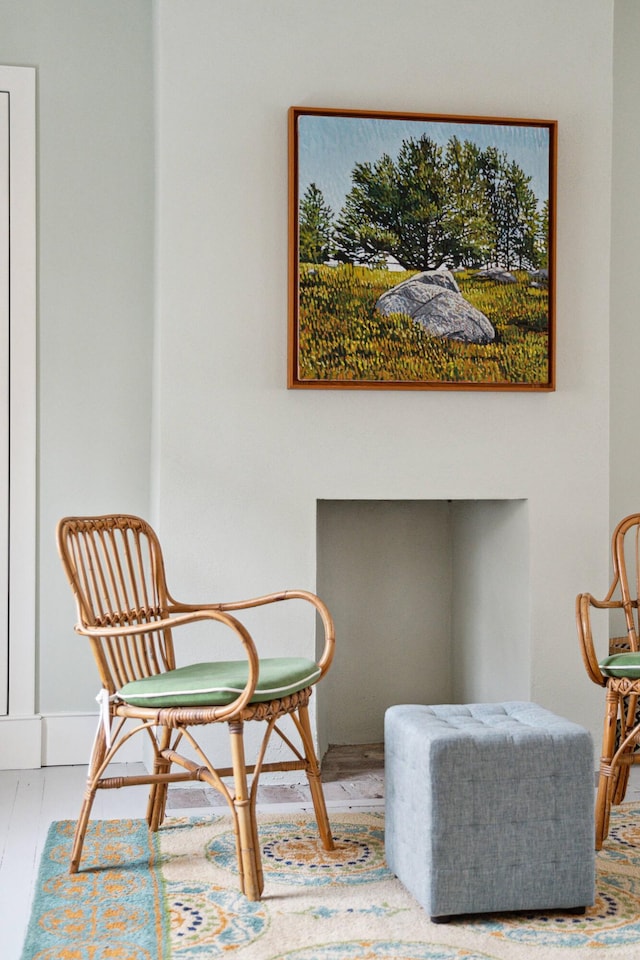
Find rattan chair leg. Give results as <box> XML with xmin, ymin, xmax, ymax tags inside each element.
<box><xmin>595</xmin><ymin>687</ymin><xmax>620</xmax><ymax>849</ymax></box>
<box><xmin>297</xmin><ymin>704</ymin><xmax>334</xmax><ymax>851</ymax></box>
<box><xmin>70</xmin><ymin>794</ymin><xmax>96</xmax><ymax>874</ymax></box>
<box><xmin>612</xmin><ymin>757</ymin><xmax>631</xmax><ymax>805</ymax></box>
<box><xmin>595</xmin><ymin>774</ymin><xmax>610</xmax><ymax>850</ymax></box>
<box><xmin>249</xmin><ymin>803</ymin><xmax>264</xmax><ymax>897</ymax></box>
<box><xmin>146</xmin><ymin>770</ymin><xmax>170</xmax><ymax>832</ymax></box>
<box><xmin>146</xmin><ymin>727</ymin><xmax>172</xmax><ymax>831</ymax></box>
<box><xmin>612</xmin><ymin>694</ymin><xmax>640</xmax><ymax>805</ymax></box>
<box><xmin>229</xmin><ymin>720</ymin><xmax>263</xmax><ymax>901</ymax></box>
<box><xmin>70</xmin><ymin>722</ymin><xmax>108</xmax><ymax>873</ymax></box>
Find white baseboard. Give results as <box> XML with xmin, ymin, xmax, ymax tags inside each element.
<box><xmin>0</xmin><ymin>715</ymin><xmax>42</xmax><ymax>769</ymax></box>
<box><xmin>42</xmin><ymin>713</ymin><xmax>143</xmax><ymax>766</ymax></box>
<box><xmin>0</xmin><ymin>713</ymin><xmax>144</xmax><ymax>769</ymax></box>
<box><xmin>1</xmin><ymin>713</ymin><xmax>313</xmax><ymax>777</ymax></box>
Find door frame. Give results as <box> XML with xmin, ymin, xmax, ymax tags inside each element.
<box><xmin>0</xmin><ymin>65</ymin><xmax>37</xmax><ymax>767</ymax></box>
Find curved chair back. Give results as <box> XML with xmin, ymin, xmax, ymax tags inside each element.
<box><xmin>610</xmin><ymin>513</ymin><xmax>640</xmax><ymax>653</ymax></box>
<box><xmin>57</xmin><ymin>514</ymin><xmax>176</xmax><ymax>691</ymax></box>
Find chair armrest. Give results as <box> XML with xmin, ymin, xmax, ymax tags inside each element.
<box><xmin>576</xmin><ymin>592</ymin><xmax>614</xmax><ymax>687</ymax></box>
<box><xmin>75</xmin><ymin>608</ymin><xmax>260</xmax><ymax>717</ymax></box>
<box><xmin>169</xmin><ymin>589</ymin><xmax>336</xmax><ymax>678</ymax></box>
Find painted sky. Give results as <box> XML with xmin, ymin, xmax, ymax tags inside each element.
<box><xmin>297</xmin><ymin>113</ymin><xmax>551</xmax><ymax>217</ymax></box>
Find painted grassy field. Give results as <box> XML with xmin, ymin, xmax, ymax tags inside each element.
<box><xmin>297</xmin><ymin>264</ymin><xmax>550</xmax><ymax>386</ymax></box>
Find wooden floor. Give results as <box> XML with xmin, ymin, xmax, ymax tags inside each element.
<box><xmin>0</xmin><ymin>744</ymin><xmax>384</xmax><ymax>960</ymax></box>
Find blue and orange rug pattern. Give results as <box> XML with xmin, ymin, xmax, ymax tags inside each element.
<box><xmin>20</xmin><ymin>807</ymin><xmax>640</xmax><ymax>959</ymax></box>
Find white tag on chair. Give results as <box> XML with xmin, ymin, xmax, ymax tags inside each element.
<box><xmin>96</xmin><ymin>688</ymin><xmax>113</xmax><ymax>749</ymax></box>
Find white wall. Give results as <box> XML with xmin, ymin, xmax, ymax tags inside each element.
<box><xmin>0</xmin><ymin>0</ymin><xmax>620</xmax><ymax>766</ymax></box>
<box><xmin>0</xmin><ymin>0</ymin><xmax>154</xmax><ymax>761</ymax></box>
<box><xmin>153</xmin><ymin>0</ymin><xmax>612</xmax><ymax>764</ymax></box>
<box><xmin>37</xmin><ymin>2</ymin><xmax>155</xmax><ymax>715</ymax></box>
<box><xmin>610</xmin><ymin>0</ymin><xmax>640</xmax><ymax>528</ymax></box>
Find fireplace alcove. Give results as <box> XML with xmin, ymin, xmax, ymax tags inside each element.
<box><xmin>315</xmin><ymin>498</ymin><xmax>530</xmax><ymax>757</ymax></box>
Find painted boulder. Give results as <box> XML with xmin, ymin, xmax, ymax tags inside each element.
<box><xmin>375</xmin><ymin>269</ymin><xmax>495</xmax><ymax>344</ymax></box>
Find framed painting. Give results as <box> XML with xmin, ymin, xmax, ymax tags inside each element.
<box><xmin>288</xmin><ymin>106</ymin><xmax>557</xmax><ymax>391</ymax></box>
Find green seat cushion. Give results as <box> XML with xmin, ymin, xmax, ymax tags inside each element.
<box><xmin>599</xmin><ymin>652</ymin><xmax>640</xmax><ymax>679</ymax></box>
<box><xmin>118</xmin><ymin>657</ymin><xmax>321</xmax><ymax>708</ymax></box>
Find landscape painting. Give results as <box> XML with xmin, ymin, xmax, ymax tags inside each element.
<box><xmin>288</xmin><ymin>107</ymin><xmax>556</xmax><ymax>390</ymax></box>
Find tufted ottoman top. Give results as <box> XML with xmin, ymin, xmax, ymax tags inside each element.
<box><xmin>390</xmin><ymin>700</ymin><xmax>586</xmax><ymax>737</ymax></box>
<box><xmin>385</xmin><ymin>701</ymin><xmax>592</xmax><ymax>784</ymax></box>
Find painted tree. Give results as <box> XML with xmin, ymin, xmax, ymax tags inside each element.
<box><xmin>477</xmin><ymin>147</ymin><xmax>542</xmax><ymax>270</ymax></box>
<box><xmin>334</xmin><ymin>137</ymin><xmax>449</xmax><ymax>270</ymax></box>
<box><xmin>334</xmin><ymin>136</ymin><xmax>544</xmax><ymax>272</ymax></box>
<box><xmin>537</xmin><ymin>199</ymin><xmax>550</xmax><ymax>269</ymax></box>
<box><xmin>299</xmin><ymin>183</ymin><xmax>335</xmax><ymax>264</ymax></box>
<box><xmin>439</xmin><ymin>136</ymin><xmax>494</xmax><ymax>267</ymax></box>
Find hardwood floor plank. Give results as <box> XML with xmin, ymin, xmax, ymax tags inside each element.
<box><xmin>0</xmin><ymin>769</ymin><xmax>20</xmax><ymax>868</ymax></box>
<box><xmin>0</xmin><ymin>770</ymin><xmax>47</xmax><ymax>960</ymax></box>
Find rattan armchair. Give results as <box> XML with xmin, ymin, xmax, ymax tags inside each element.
<box><xmin>576</xmin><ymin>513</ymin><xmax>640</xmax><ymax>848</ymax></box>
<box><xmin>56</xmin><ymin>514</ymin><xmax>335</xmax><ymax>900</ymax></box>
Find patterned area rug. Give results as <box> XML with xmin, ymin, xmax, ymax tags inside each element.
<box><xmin>20</xmin><ymin>804</ymin><xmax>640</xmax><ymax>959</ymax></box>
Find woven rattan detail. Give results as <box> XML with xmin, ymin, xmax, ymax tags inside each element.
<box><xmin>115</xmin><ymin>687</ymin><xmax>314</xmax><ymax>728</ymax></box>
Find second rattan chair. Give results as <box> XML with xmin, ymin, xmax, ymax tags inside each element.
<box><xmin>576</xmin><ymin>513</ymin><xmax>640</xmax><ymax>848</ymax></box>
<box><xmin>56</xmin><ymin>513</ymin><xmax>335</xmax><ymax>900</ymax></box>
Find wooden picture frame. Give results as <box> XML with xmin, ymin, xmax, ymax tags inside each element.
<box><xmin>288</xmin><ymin>106</ymin><xmax>557</xmax><ymax>391</ymax></box>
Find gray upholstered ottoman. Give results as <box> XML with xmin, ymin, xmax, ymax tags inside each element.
<box><xmin>384</xmin><ymin>701</ymin><xmax>595</xmax><ymax>921</ymax></box>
